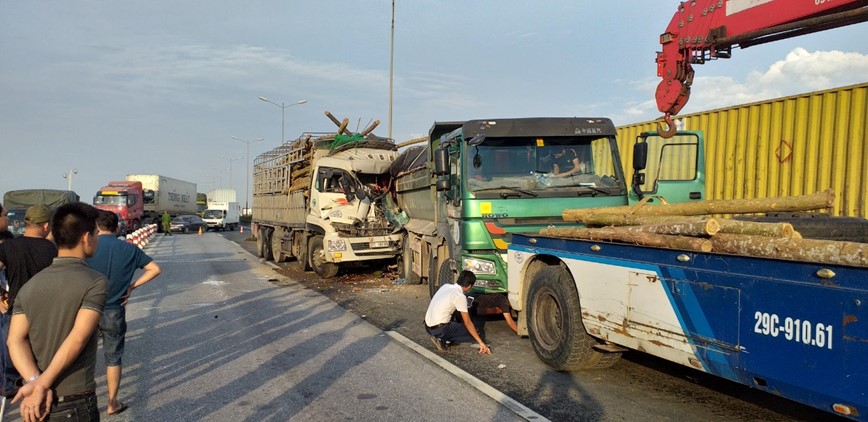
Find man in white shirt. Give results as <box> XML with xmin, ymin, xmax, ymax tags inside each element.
<box><xmin>424</xmin><ymin>270</ymin><xmax>491</xmax><ymax>354</ymax></box>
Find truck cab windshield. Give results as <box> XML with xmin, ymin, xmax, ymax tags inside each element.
<box><xmin>203</xmin><ymin>209</ymin><xmax>224</xmax><ymax>219</ymax></box>
<box><xmin>465</xmin><ymin>136</ymin><xmax>624</xmax><ymax>197</ymax></box>
<box><xmin>94</xmin><ymin>195</ymin><xmax>126</xmax><ymax>206</ymax></box>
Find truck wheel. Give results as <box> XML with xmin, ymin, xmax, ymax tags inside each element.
<box><xmin>133</xmin><ymin>220</ymin><xmax>141</xmax><ymax>231</ymax></box>
<box><xmin>309</xmin><ymin>235</ymin><xmax>339</xmax><ymax>278</ymax></box>
<box><xmin>401</xmin><ymin>236</ymin><xmax>421</xmax><ymax>285</ymax></box>
<box><xmin>527</xmin><ymin>265</ymin><xmax>621</xmax><ymax>371</ymax></box>
<box><xmin>256</xmin><ymin>228</ymin><xmax>266</xmax><ymax>258</ymax></box>
<box><xmin>294</xmin><ymin>235</ymin><xmax>309</xmax><ymax>271</ymax></box>
<box><xmin>272</xmin><ymin>228</ymin><xmax>288</xmax><ymax>262</ymax></box>
<box><xmin>229</xmin><ymin>224</ymin><xmax>235</xmax><ymax>231</ymax></box>
<box><xmin>263</xmin><ymin>229</ymin><xmax>274</xmax><ymax>261</ymax></box>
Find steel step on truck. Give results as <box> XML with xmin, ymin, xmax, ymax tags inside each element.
<box><xmin>252</xmin><ymin>121</ymin><xmax>402</xmax><ymax>278</ymax></box>
<box><xmin>506</xmin><ymin>135</ymin><xmax>868</xmax><ymax>419</ymax></box>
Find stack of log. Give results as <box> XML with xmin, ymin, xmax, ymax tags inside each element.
<box><xmin>283</xmin><ymin>135</ymin><xmax>315</xmax><ymax>194</ymax></box>
<box><xmin>539</xmin><ymin>189</ymin><xmax>868</xmax><ymax>267</ymax></box>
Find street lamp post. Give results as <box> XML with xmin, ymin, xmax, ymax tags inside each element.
<box><xmin>258</xmin><ymin>97</ymin><xmax>307</xmax><ymax>143</ymax></box>
<box><xmin>62</xmin><ymin>169</ymin><xmax>78</xmax><ymax>191</ymax></box>
<box><xmin>232</xmin><ymin>136</ymin><xmax>264</xmax><ymax>214</ymax></box>
<box><xmin>211</xmin><ymin>167</ymin><xmax>228</xmax><ymax>188</ymax></box>
<box><xmin>219</xmin><ymin>155</ymin><xmax>244</xmax><ymax>191</ymax></box>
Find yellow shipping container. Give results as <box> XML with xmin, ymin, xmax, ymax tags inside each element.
<box><xmin>617</xmin><ymin>82</ymin><xmax>868</xmax><ymax>219</ymax></box>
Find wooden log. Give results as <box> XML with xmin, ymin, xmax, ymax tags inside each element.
<box><xmin>624</xmin><ymin>220</ymin><xmax>720</xmax><ymax>237</ymax></box>
<box><xmin>582</xmin><ymin>213</ymin><xmax>706</xmax><ymax>227</ymax></box>
<box><xmin>360</xmin><ymin>119</ymin><xmax>381</xmax><ymax>136</ymax></box>
<box><xmin>563</xmin><ymin>190</ymin><xmax>835</xmax><ymax>222</ymax></box>
<box><xmin>324</xmin><ymin>111</ymin><xmax>353</xmax><ymax>135</ymax></box>
<box><xmin>711</xmin><ymin>233</ymin><xmax>868</xmax><ymax>267</ymax></box>
<box><xmin>291</xmin><ymin>166</ymin><xmax>311</xmax><ymax>179</ymax></box>
<box><xmin>716</xmin><ymin>219</ymin><xmax>796</xmax><ymax>238</ymax></box>
<box><xmin>539</xmin><ymin>227</ymin><xmax>712</xmax><ymax>253</ymax></box>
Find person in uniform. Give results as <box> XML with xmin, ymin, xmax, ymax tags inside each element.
<box><xmin>161</xmin><ymin>211</ymin><xmax>172</xmax><ymax>236</ymax></box>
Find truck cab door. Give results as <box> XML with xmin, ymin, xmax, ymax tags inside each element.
<box><xmin>628</xmin><ymin>130</ymin><xmax>705</xmax><ymax>205</ymax></box>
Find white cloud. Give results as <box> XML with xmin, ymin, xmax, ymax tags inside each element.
<box><xmin>617</xmin><ymin>48</ymin><xmax>868</xmax><ymax>124</ymax></box>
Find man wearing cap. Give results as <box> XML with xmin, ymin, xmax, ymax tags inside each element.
<box><xmin>0</xmin><ymin>204</ymin><xmax>57</xmax><ymax>398</ymax></box>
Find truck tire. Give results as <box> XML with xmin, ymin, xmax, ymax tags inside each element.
<box><xmin>293</xmin><ymin>233</ymin><xmax>310</xmax><ymax>271</ymax></box>
<box><xmin>401</xmin><ymin>236</ymin><xmax>421</xmax><ymax>284</ymax></box>
<box><xmin>133</xmin><ymin>219</ymin><xmax>141</xmax><ymax>231</ymax></box>
<box><xmin>309</xmin><ymin>235</ymin><xmax>339</xmax><ymax>278</ymax></box>
<box><xmin>527</xmin><ymin>265</ymin><xmax>621</xmax><ymax>371</ymax></box>
<box><xmin>272</xmin><ymin>228</ymin><xmax>288</xmax><ymax>262</ymax></box>
<box><xmin>229</xmin><ymin>224</ymin><xmax>235</xmax><ymax>231</ymax></box>
<box><xmin>263</xmin><ymin>229</ymin><xmax>274</xmax><ymax>261</ymax></box>
<box><xmin>256</xmin><ymin>228</ymin><xmax>266</xmax><ymax>258</ymax></box>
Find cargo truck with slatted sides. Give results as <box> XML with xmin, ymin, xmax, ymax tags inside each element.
<box><xmin>251</xmin><ymin>128</ymin><xmax>402</xmax><ymax>278</ymax></box>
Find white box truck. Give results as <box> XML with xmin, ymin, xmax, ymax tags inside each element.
<box><xmin>207</xmin><ymin>188</ymin><xmax>237</xmax><ymax>203</ymax></box>
<box><xmin>202</xmin><ymin>201</ymin><xmax>240</xmax><ymax>231</ymax></box>
<box><xmin>125</xmin><ymin>174</ymin><xmax>197</xmax><ymax>227</ymax></box>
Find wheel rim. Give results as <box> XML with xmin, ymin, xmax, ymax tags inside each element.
<box><xmin>312</xmin><ymin>245</ymin><xmax>326</xmax><ymax>270</ymax></box>
<box><xmin>533</xmin><ymin>287</ymin><xmax>564</xmax><ymax>352</ymax></box>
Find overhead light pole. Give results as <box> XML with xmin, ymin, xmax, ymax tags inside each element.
<box><xmin>258</xmin><ymin>97</ymin><xmax>307</xmax><ymax>144</ymax></box>
<box><xmin>62</xmin><ymin>169</ymin><xmax>78</xmax><ymax>191</ymax></box>
<box><xmin>219</xmin><ymin>155</ymin><xmax>244</xmax><ymax>191</ymax></box>
<box><xmin>211</xmin><ymin>167</ymin><xmax>229</xmax><ymax>188</ymax></box>
<box><xmin>389</xmin><ymin>0</ymin><xmax>395</xmax><ymax>140</ymax></box>
<box><xmin>232</xmin><ymin>136</ymin><xmax>264</xmax><ymax>215</ymax></box>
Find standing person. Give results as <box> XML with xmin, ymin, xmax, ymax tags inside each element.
<box><xmin>161</xmin><ymin>211</ymin><xmax>172</xmax><ymax>236</ymax></box>
<box><xmin>424</xmin><ymin>270</ymin><xmax>491</xmax><ymax>354</ymax></box>
<box><xmin>0</xmin><ymin>204</ymin><xmax>57</xmax><ymax>398</ymax></box>
<box><xmin>8</xmin><ymin>202</ymin><xmax>108</xmax><ymax>422</ymax></box>
<box><xmin>86</xmin><ymin>211</ymin><xmax>161</xmax><ymax>416</ymax></box>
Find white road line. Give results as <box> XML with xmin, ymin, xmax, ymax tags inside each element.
<box><xmin>384</xmin><ymin>330</ymin><xmax>549</xmax><ymax>422</ymax></box>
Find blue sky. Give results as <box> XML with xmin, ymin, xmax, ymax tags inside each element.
<box><xmin>2</xmin><ymin>1</ymin><xmax>867</xmax><ymax>207</ymax></box>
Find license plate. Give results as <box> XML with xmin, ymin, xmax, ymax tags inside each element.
<box><xmin>370</xmin><ymin>241</ymin><xmax>389</xmax><ymax>248</ymax></box>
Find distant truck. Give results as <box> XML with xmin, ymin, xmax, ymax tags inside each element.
<box><xmin>207</xmin><ymin>188</ymin><xmax>237</xmax><ymax>203</ymax></box>
<box><xmin>252</xmin><ymin>128</ymin><xmax>402</xmax><ymax>278</ymax></box>
<box><xmin>196</xmin><ymin>193</ymin><xmax>208</xmax><ymax>216</ymax></box>
<box><xmin>94</xmin><ymin>176</ymin><xmax>196</xmax><ymax>232</ymax></box>
<box><xmin>4</xmin><ymin>189</ymin><xmax>79</xmax><ymax>234</ymax></box>
<box><xmin>93</xmin><ymin>181</ymin><xmax>145</xmax><ymax>234</ymax></box>
<box><xmin>202</xmin><ymin>201</ymin><xmax>240</xmax><ymax>231</ymax></box>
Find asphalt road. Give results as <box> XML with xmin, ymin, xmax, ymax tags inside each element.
<box><xmin>2</xmin><ymin>229</ymin><xmax>524</xmax><ymax>421</ymax></box>
<box><xmin>219</xmin><ymin>224</ymin><xmax>848</xmax><ymax>422</ymax></box>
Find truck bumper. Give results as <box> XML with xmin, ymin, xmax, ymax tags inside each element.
<box><xmin>323</xmin><ymin>233</ymin><xmax>402</xmax><ymax>263</ymax></box>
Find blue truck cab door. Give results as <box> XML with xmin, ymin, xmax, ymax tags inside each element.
<box><xmin>628</xmin><ymin>130</ymin><xmax>705</xmax><ymax>205</ymax></box>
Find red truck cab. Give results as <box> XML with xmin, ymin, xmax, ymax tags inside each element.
<box><xmin>93</xmin><ymin>181</ymin><xmax>144</xmax><ymax>234</ymax></box>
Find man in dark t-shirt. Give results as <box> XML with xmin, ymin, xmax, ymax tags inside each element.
<box><xmin>9</xmin><ymin>203</ymin><xmax>107</xmax><ymax>421</ymax></box>
<box><xmin>0</xmin><ymin>204</ymin><xmax>56</xmax><ymax>398</ymax></box>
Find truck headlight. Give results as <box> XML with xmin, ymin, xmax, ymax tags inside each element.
<box><xmin>328</xmin><ymin>239</ymin><xmax>347</xmax><ymax>252</ymax></box>
<box><xmin>463</xmin><ymin>258</ymin><xmax>496</xmax><ymax>275</ymax></box>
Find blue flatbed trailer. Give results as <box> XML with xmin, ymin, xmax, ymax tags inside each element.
<box><xmin>507</xmin><ymin>233</ymin><xmax>867</xmax><ymax>420</ymax></box>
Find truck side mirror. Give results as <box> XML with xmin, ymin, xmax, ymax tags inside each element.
<box><xmin>633</xmin><ymin>142</ymin><xmax>648</xmax><ymax>171</ymax></box>
<box><xmin>433</xmin><ymin>147</ymin><xmax>449</xmax><ymax>176</ymax></box>
<box><xmin>436</xmin><ymin>177</ymin><xmax>451</xmax><ymax>191</ymax></box>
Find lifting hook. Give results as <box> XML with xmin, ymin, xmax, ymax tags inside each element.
<box><xmin>657</xmin><ymin>113</ymin><xmax>677</xmax><ymax>139</ymax></box>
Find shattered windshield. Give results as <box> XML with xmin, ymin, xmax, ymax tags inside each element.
<box><xmin>465</xmin><ymin>136</ymin><xmax>624</xmax><ymax>196</ymax></box>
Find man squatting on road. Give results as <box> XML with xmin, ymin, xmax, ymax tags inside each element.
<box><xmin>86</xmin><ymin>210</ymin><xmax>161</xmax><ymax>416</ymax></box>
<box><xmin>425</xmin><ymin>270</ymin><xmax>492</xmax><ymax>354</ymax></box>
<box><xmin>8</xmin><ymin>202</ymin><xmax>108</xmax><ymax>422</ymax></box>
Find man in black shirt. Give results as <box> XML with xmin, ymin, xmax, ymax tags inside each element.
<box><xmin>0</xmin><ymin>204</ymin><xmax>57</xmax><ymax>398</ymax></box>
<box><xmin>552</xmin><ymin>147</ymin><xmax>587</xmax><ymax>178</ymax></box>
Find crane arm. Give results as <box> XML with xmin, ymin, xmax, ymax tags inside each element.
<box><xmin>655</xmin><ymin>0</ymin><xmax>868</xmax><ymax>137</ymax></box>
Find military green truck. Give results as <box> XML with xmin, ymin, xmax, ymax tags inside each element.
<box><xmin>3</xmin><ymin>189</ymin><xmax>80</xmax><ymax>235</ymax></box>
<box><xmin>389</xmin><ymin>118</ymin><xmax>705</xmax><ymax>295</ymax></box>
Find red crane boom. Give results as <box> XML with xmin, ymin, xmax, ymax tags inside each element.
<box><xmin>655</xmin><ymin>0</ymin><xmax>868</xmax><ymax>137</ymax></box>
